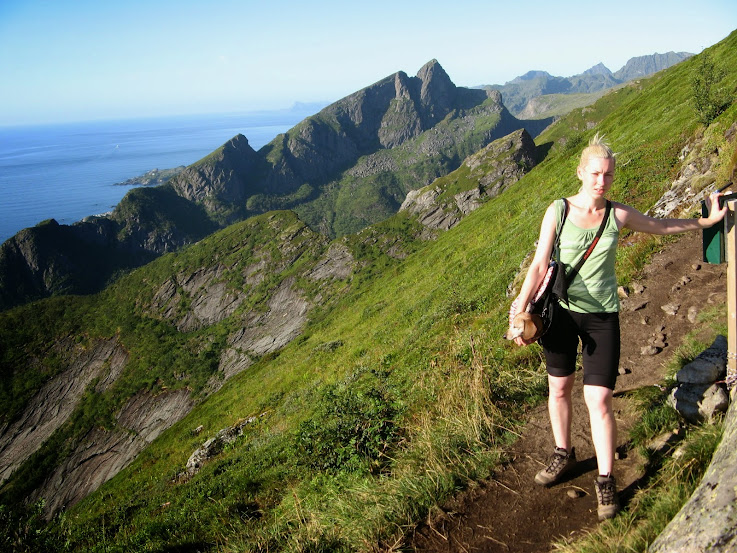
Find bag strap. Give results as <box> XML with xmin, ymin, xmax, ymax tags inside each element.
<box><xmin>565</xmin><ymin>200</ymin><xmax>611</xmax><ymax>285</ymax></box>
<box><xmin>554</xmin><ymin>198</ymin><xmax>569</xmax><ymax>249</ymax></box>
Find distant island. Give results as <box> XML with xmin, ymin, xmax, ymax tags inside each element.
<box><xmin>114</xmin><ymin>166</ymin><xmax>186</xmax><ymax>186</ymax></box>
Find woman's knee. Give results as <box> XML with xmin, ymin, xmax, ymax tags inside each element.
<box><xmin>549</xmin><ymin>374</ymin><xmax>575</xmax><ymax>400</ymax></box>
<box><xmin>584</xmin><ymin>385</ymin><xmax>613</xmax><ymax>414</ymax></box>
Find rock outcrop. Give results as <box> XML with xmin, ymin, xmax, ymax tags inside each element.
<box><xmin>178</xmin><ymin>414</ymin><xmax>266</xmax><ymax>482</ymax></box>
<box><xmin>649</xmin><ymin>391</ymin><xmax>737</xmax><ymax>553</ymax></box>
<box><xmin>0</xmin><ymin>337</ymin><xmax>128</xmax><ymax>484</ymax></box>
<box><xmin>0</xmin><ymin>212</ymin><xmax>357</xmax><ymax>516</ymax></box>
<box><xmin>169</xmin><ymin>134</ymin><xmax>264</xmax><ymax>221</ymax></box>
<box><xmin>30</xmin><ymin>388</ymin><xmax>194</xmax><ymax>517</ymax></box>
<box><xmin>400</xmin><ymin>129</ymin><xmax>538</xmax><ymax>231</ymax></box>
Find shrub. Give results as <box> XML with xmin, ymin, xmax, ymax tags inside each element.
<box><xmin>690</xmin><ymin>53</ymin><xmax>731</xmax><ymax>126</ymax></box>
<box><xmin>295</xmin><ymin>371</ymin><xmax>403</xmax><ymax>473</ymax></box>
<box><xmin>0</xmin><ymin>501</ymin><xmax>67</xmax><ymax>553</ymax></box>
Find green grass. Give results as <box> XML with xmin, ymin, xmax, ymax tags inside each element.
<box><xmin>1</xmin><ymin>30</ymin><xmax>736</xmax><ymax>553</ymax></box>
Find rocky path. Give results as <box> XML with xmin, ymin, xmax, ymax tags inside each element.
<box><xmin>410</xmin><ymin>231</ymin><xmax>727</xmax><ymax>553</ymax></box>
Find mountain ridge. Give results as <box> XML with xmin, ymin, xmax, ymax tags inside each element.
<box><xmin>0</xmin><ymin>60</ymin><xmax>549</xmax><ymax>311</ymax></box>
<box><xmin>484</xmin><ymin>51</ymin><xmax>693</xmax><ymax>115</ymax></box>
<box><xmin>0</xmin><ymin>127</ymin><xmax>544</xmax><ymax>518</ymax></box>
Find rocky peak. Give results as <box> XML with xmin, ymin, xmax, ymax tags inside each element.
<box><xmin>223</xmin><ymin>133</ymin><xmax>256</xmax><ymax>156</ymax></box>
<box><xmin>394</xmin><ymin>71</ymin><xmax>413</xmax><ymax>99</ymax></box>
<box><xmin>169</xmin><ymin>133</ymin><xmax>263</xmax><ymax>212</ymax></box>
<box><xmin>510</xmin><ymin>70</ymin><xmax>552</xmax><ymax>83</ymax></box>
<box><xmin>582</xmin><ymin>62</ymin><xmax>613</xmax><ymax>77</ymax></box>
<box><xmin>613</xmin><ymin>51</ymin><xmax>692</xmax><ymax>81</ymax></box>
<box><xmin>416</xmin><ymin>59</ymin><xmax>456</xmax><ymax>110</ymax></box>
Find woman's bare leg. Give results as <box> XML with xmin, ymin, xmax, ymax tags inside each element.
<box><xmin>583</xmin><ymin>384</ymin><xmax>616</xmax><ymax>475</ymax></box>
<box><xmin>548</xmin><ymin>374</ymin><xmax>576</xmax><ymax>450</ymax></box>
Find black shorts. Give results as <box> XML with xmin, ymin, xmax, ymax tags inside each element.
<box><xmin>539</xmin><ymin>306</ymin><xmax>620</xmax><ymax>389</ymax></box>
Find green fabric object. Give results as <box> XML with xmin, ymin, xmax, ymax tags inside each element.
<box><xmin>702</xmin><ymin>200</ymin><xmax>724</xmax><ymax>264</ymax></box>
<box><xmin>553</xmin><ymin>198</ymin><xmax>620</xmax><ymax>313</ymax></box>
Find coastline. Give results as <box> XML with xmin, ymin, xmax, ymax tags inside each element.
<box><xmin>113</xmin><ymin>167</ymin><xmax>186</xmax><ymax>187</ymax></box>
<box><xmin>0</xmin><ymin>109</ymin><xmax>315</xmax><ymax>243</ymax></box>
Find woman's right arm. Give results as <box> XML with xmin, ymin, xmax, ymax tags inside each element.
<box><xmin>512</xmin><ymin>203</ymin><xmax>559</xmax><ymax>346</ymax></box>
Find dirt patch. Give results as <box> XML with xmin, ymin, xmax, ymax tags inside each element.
<box><xmin>410</xmin><ymin>231</ymin><xmax>727</xmax><ymax>552</ymax></box>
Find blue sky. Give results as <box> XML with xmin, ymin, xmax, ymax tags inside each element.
<box><xmin>0</xmin><ymin>0</ymin><xmax>734</xmax><ymax>126</ymax></box>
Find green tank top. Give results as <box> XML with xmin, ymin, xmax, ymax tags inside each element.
<box><xmin>554</xmin><ymin>199</ymin><xmax>620</xmax><ymax>313</ymax></box>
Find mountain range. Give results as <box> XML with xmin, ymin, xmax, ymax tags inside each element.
<box><xmin>0</xmin><ymin>53</ymin><xmax>692</xmax><ymax>313</ymax></box>
<box><xmin>0</xmin><ymin>60</ymin><xmax>552</xmax><ymax>311</ymax></box>
<box><xmin>485</xmin><ymin>51</ymin><xmax>693</xmax><ymax>115</ymax></box>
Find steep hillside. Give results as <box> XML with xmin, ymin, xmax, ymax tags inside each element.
<box><xmin>0</xmin><ymin>61</ymin><xmax>549</xmax><ymax>312</ymax></box>
<box><xmin>0</xmin><ymin>130</ymin><xmax>535</xmax><ymax>524</ymax></box>
<box><xmin>0</xmin><ymin>30</ymin><xmax>735</xmax><ymax>553</ymax></box>
<box><xmin>0</xmin><ymin>128</ymin><xmax>542</xmax><ymax>522</ymax></box>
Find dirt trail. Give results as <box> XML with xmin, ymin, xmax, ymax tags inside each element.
<box><xmin>411</xmin><ymin>231</ymin><xmax>727</xmax><ymax>553</ymax></box>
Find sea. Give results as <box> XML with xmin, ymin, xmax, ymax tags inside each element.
<box><xmin>0</xmin><ymin>107</ymin><xmax>320</xmax><ymax>244</ymax></box>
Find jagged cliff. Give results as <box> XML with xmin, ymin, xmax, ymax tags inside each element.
<box><xmin>399</xmin><ymin>128</ymin><xmax>538</xmax><ymax>231</ymax></box>
<box><xmin>0</xmin><ymin>60</ymin><xmax>550</xmax><ymax>312</ymax></box>
<box><xmin>0</xmin><ymin>210</ymin><xmax>352</xmax><ymax>515</ymax></box>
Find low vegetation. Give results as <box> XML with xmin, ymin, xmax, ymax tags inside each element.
<box><xmin>0</xmin><ymin>31</ymin><xmax>735</xmax><ymax>553</ymax></box>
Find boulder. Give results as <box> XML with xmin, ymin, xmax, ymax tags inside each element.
<box><xmin>668</xmin><ymin>336</ymin><xmax>729</xmax><ymax>423</ymax></box>
<box><xmin>669</xmin><ymin>382</ymin><xmax>729</xmax><ymax>423</ymax></box>
<box><xmin>649</xmin><ymin>395</ymin><xmax>737</xmax><ymax>552</ymax></box>
<box><xmin>675</xmin><ymin>335</ymin><xmax>727</xmax><ymax>384</ymax></box>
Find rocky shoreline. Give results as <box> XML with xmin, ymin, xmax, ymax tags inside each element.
<box><xmin>113</xmin><ymin>166</ymin><xmax>185</xmax><ymax>186</ymax></box>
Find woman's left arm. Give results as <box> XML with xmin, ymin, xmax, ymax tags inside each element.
<box><xmin>617</xmin><ymin>192</ymin><xmax>728</xmax><ymax>235</ymax></box>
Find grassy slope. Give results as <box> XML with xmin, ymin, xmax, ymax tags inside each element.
<box><xmin>3</xmin><ymin>30</ymin><xmax>736</xmax><ymax>553</ymax></box>
<box><xmin>518</xmin><ymin>89</ymin><xmax>611</xmax><ymax>119</ymax></box>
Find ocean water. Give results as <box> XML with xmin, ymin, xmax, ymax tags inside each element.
<box><xmin>0</xmin><ymin>109</ymin><xmax>316</xmax><ymax>243</ymax></box>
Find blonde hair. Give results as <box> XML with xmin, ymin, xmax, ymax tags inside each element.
<box><xmin>579</xmin><ymin>132</ymin><xmax>616</xmax><ymax>169</ymax></box>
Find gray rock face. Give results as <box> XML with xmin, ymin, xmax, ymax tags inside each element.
<box><xmin>0</xmin><ymin>338</ymin><xmax>127</xmax><ymax>485</ymax></box>
<box><xmin>401</xmin><ymin>187</ymin><xmax>460</xmax><ymax>231</ymax></box>
<box><xmin>308</xmin><ymin>242</ymin><xmax>355</xmax><ymax>281</ymax></box>
<box><xmin>226</xmin><ymin>277</ymin><xmax>311</xmax><ymax>358</ymax></box>
<box><xmin>170</xmin><ymin>134</ymin><xmax>262</xmax><ymax>213</ymax></box>
<box><xmin>30</xmin><ymin>389</ymin><xmax>194</xmax><ymax>516</ymax></box>
<box><xmin>151</xmin><ymin>264</ymin><xmax>246</xmax><ymax>332</ymax></box>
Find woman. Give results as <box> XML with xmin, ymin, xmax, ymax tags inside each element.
<box><xmin>511</xmin><ymin>134</ymin><xmax>727</xmax><ymax>521</ymax></box>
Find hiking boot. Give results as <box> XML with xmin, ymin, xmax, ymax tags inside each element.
<box><xmin>534</xmin><ymin>447</ymin><xmax>576</xmax><ymax>486</ymax></box>
<box><xmin>594</xmin><ymin>474</ymin><xmax>620</xmax><ymax>521</ymax></box>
